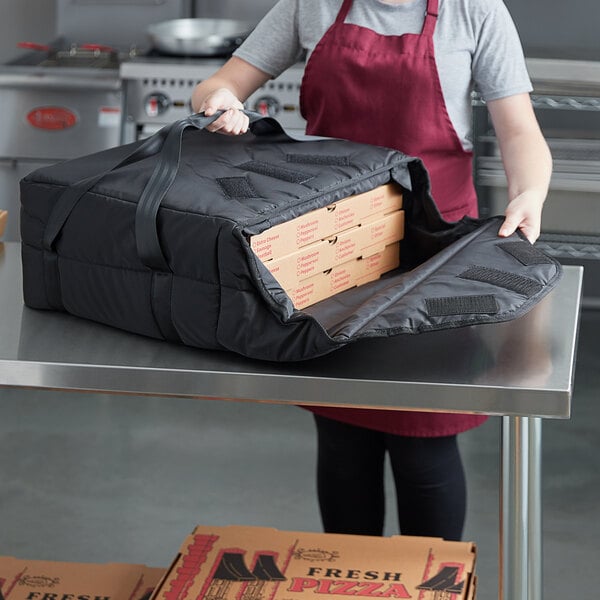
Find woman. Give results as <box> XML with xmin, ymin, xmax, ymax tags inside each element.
<box><xmin>191</xmin><ymin>0</ymin><xmax>551</xmax><ymax>541</ymax></box>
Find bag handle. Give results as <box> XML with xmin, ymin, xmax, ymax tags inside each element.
<box><xmin>42</xmin><ymin>110</ymin><xmax>287</xmax><ymax>266</ymax></box>
<box><xmin>43</xmin><ymin>128</ymin><xmax>168</xmax><ymax>253</ymax></box>
<box><xmin>135</xmin><ymin>110</ymin><xmax>288</xmax><ymax>270</ymax></box>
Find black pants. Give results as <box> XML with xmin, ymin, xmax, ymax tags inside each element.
<box><xmin>314</xmin><ymin>414</ymin><xmax>466</xmax><ymax>541</ymax></box>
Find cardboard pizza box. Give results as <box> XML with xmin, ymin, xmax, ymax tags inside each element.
<box><xmin>149</xmin><ymin>524</ymin><xmax>477</xmax><ymax>600</ymax></box>
<box><xmin>0</xmin><ymin>556</ymin><xmax>165</xmax><ymax>600</ymax></box>
<box><xmin>250</xmin><ymin>183</ymin><xmax>403</xmax><ymax>261</ymax></box>
<box><xmin>265</xmin><ymin>210</ymin><xmax>404</xmax><ymax>290</ymax></box>
<box><xmin>288</xmin><ymin>242</ymin><xmax>400</xmax><ymax>309</ymax></box>
<box><xmin>0</xmin><ymin>210</ymin><xmax>8</xmax><ymax>238</ymax></box>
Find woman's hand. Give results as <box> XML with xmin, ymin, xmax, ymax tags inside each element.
<box><xmin>198</xmin><ymin>87</ymin><xmax>249</xmax><ymax>135</ymax></box>
<box><xmin>498</xmin><ymin>189</ymin><xmax>545</xmax><ymax>243</ymax></box>
<box><xmin>190</xmin><ymin>57</ymin><xmax>271</xmax><ymax>136</ymax></box>
<box><xmin>487</xmin><ymin>94</ymin><xmax>552</xmax><ymax>245</ymax></box>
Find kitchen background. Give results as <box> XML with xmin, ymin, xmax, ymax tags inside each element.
<box><xmin>3</xmin><ymin>0</ymin><xmax>600</xmax><ymax>56</ymax></box>
<box><xmin>0</xmin><ymin>2</ymin><xmax>599</xmax><ymax>600</ymax></box>
<box><xmin>0</xmin><ymin>1</ymin><xmax>284</xmax><ymax>59</ymax></box>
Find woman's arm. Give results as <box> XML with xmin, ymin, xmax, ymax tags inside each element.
<box><xmin>486</xmin><ymin>93</ymin><xmax>552</xmax><ymax>243</ymax></box>
<box><xmin>190</xmin><ymin>57</ymin><xmax>272</xmax><ymax>134</ymax></box>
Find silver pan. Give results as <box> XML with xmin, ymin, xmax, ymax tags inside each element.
<box><xmin>148</xmin><ymin>18</ymin><xmax>255</xmax><ymax>57</ymax></box>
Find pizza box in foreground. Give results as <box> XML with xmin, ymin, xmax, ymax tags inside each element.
<box><xmin>0</xmin><ymin>556</ymin><xmax>165</xmax><ymax>600</ymax></box>
<box><xmin>149</xmin><ymin>525</ymin><xmax>477</xmax><ymax>600</ymax></box>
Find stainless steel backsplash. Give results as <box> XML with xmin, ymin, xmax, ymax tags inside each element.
<box><xmin>55</xmin><ymin>0</ymin><xmax>189</xmax><ymax>50</ymax></box>
<box><xmin>193</xmin><ymin>0</ymin><xmax>279</xmax><ymax>23</ymax></box>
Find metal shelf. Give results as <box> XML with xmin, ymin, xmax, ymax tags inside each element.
<box><xmin>531</xmin><ymin>95</ymin><xmax>600</xmax><ymax>111</ymax></box>
<box><xmin>472</xmin><ymin>93</ymin><xmax>600</xmax><ymax>111</ymax></box>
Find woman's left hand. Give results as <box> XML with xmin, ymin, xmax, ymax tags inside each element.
<box><xmin>498</xmin><ymin>189</ymin><xmax>545</xmax><ymax>244</ymax></box>
<box><xmin>486</xmin><ymin>94</ymin><xmax>552</xmax><ymax>246</ymax></box>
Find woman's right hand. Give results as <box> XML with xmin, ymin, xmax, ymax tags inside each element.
<box><xmin>198</xmin><ymin>88</ymin><xmax>249</xmax><ymax>135</ymax></box>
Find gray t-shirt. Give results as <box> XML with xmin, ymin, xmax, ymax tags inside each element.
<box><xmin>234</xmin><ymin>0</ymin><xmax>532</xmax><ymax>150</ymax></box>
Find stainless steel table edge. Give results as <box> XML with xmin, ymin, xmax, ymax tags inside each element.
<box><xmin>0</xmin><ymin>361</ymin><xmax>572</xmax><ymax>418</ymax></box>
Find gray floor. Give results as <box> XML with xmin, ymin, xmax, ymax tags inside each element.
<box><xmin>1</xmin><ymin>309</ymin><xmax>599</xmax><ymax>600</ymax></box>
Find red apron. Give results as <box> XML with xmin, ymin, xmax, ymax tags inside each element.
<box><xmin>299</xmin><ymin>0</ymin><xmax>487</xmax><ymax>436</ymax></box>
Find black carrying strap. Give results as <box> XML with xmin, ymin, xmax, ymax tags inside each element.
<box><xmin>135</xmin><ymin>110</ymin><xmax>286</xmax><ymax>270</ymax></box>
<box><xmin>43</xmin><ymin>110</ymin><xmax>286</xmax><ymax>269</ymax></box>
<box><xmin>43</xmin><ymin>127</ymin><xmax>169</xmax><ymax>252</ymax></box>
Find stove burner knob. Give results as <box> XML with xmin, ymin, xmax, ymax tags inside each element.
<box><xmin>253</xmin><ymin>96</ymin><xmax>281</xmax><ymax>117</ymax></box>
<box><xmin>144</xmin><ymin>93</ymin><xmax>171</xmax><ymax>117</ymax></box>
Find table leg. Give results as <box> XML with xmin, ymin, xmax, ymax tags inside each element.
<box><xmin>528</xmin><ymin>417</ymin><xmax>542</xmax><ymax>600</ymax></box>
<box><xmin>500</xmin><ymin>416</ymin><xmax>543</xmax><ymax>600</ymax></box>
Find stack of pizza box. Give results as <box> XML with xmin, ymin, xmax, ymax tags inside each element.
<box><xmin>250</xmin><ymin>183</ymin><xmax>404</xmax><ymax>309</ymax></box>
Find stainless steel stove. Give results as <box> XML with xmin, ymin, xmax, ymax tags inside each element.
<box><xmin>0</xmin><ymin>40</ymin><xmax>127</xmax><ymax>242</ymax></box>
<box><xmin>0</xmin><ymin>0</ymin><xmax>188</xmax><ymax>243</ymax></box>
<box><xmin>120</xmin><ymin>56</ymin><xmax>307</xmax><ymax>143</ymax></box>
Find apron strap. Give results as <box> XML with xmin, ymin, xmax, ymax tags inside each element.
<box><xmin>422</xmin><ymin>0</ymin><xmax>439</xmax><ymax>37</ymax></box>
<box><xmin>336</xmin><ymin>0</ymin><xmax>354</xmax><ymax>23</ymax></box>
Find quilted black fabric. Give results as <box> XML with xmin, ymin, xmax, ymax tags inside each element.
<box><xmin>19</xmin><ymin>113</ymin><xmax>562</xmax><ymax>361</ymax></box>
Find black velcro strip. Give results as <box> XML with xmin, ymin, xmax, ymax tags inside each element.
<box><xmin>217</xmin><ymin>176</ymin><xmax>259</xmax><ymax>199</ymax></box>
<box><xmin>426</xmin><ymin>295</ymin><xmax>499</xmax><ymax>316</ymax></box>
<box><xmin>498</xmin><ymin>241</ymin><xmax>554</xmax><ymax>266</ymax></box>
<box><xmin>459</xmin><ymin>266</ymin><xmax>543</xmax><ymax>298</ymax></box>
<box><xmin>286</xmin><ymin>153</ymin><xmax>350</xmax><ymax>166</ymax></box>
<box><xmin>239</xmin><ymin>160</ymin><xmax>314</xmax><ymax>184</ymax></box>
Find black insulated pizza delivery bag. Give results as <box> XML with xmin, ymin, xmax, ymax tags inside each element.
<box><xmin>19</xmin><ymin>112</ymin><xmax>562</xmax><ymax>361</ymax></box>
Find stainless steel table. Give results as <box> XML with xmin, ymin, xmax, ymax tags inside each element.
<box><xmin>0</xmin><ymin>241</ymin><xmax>582</xmax><ymax>600</ymax></box>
